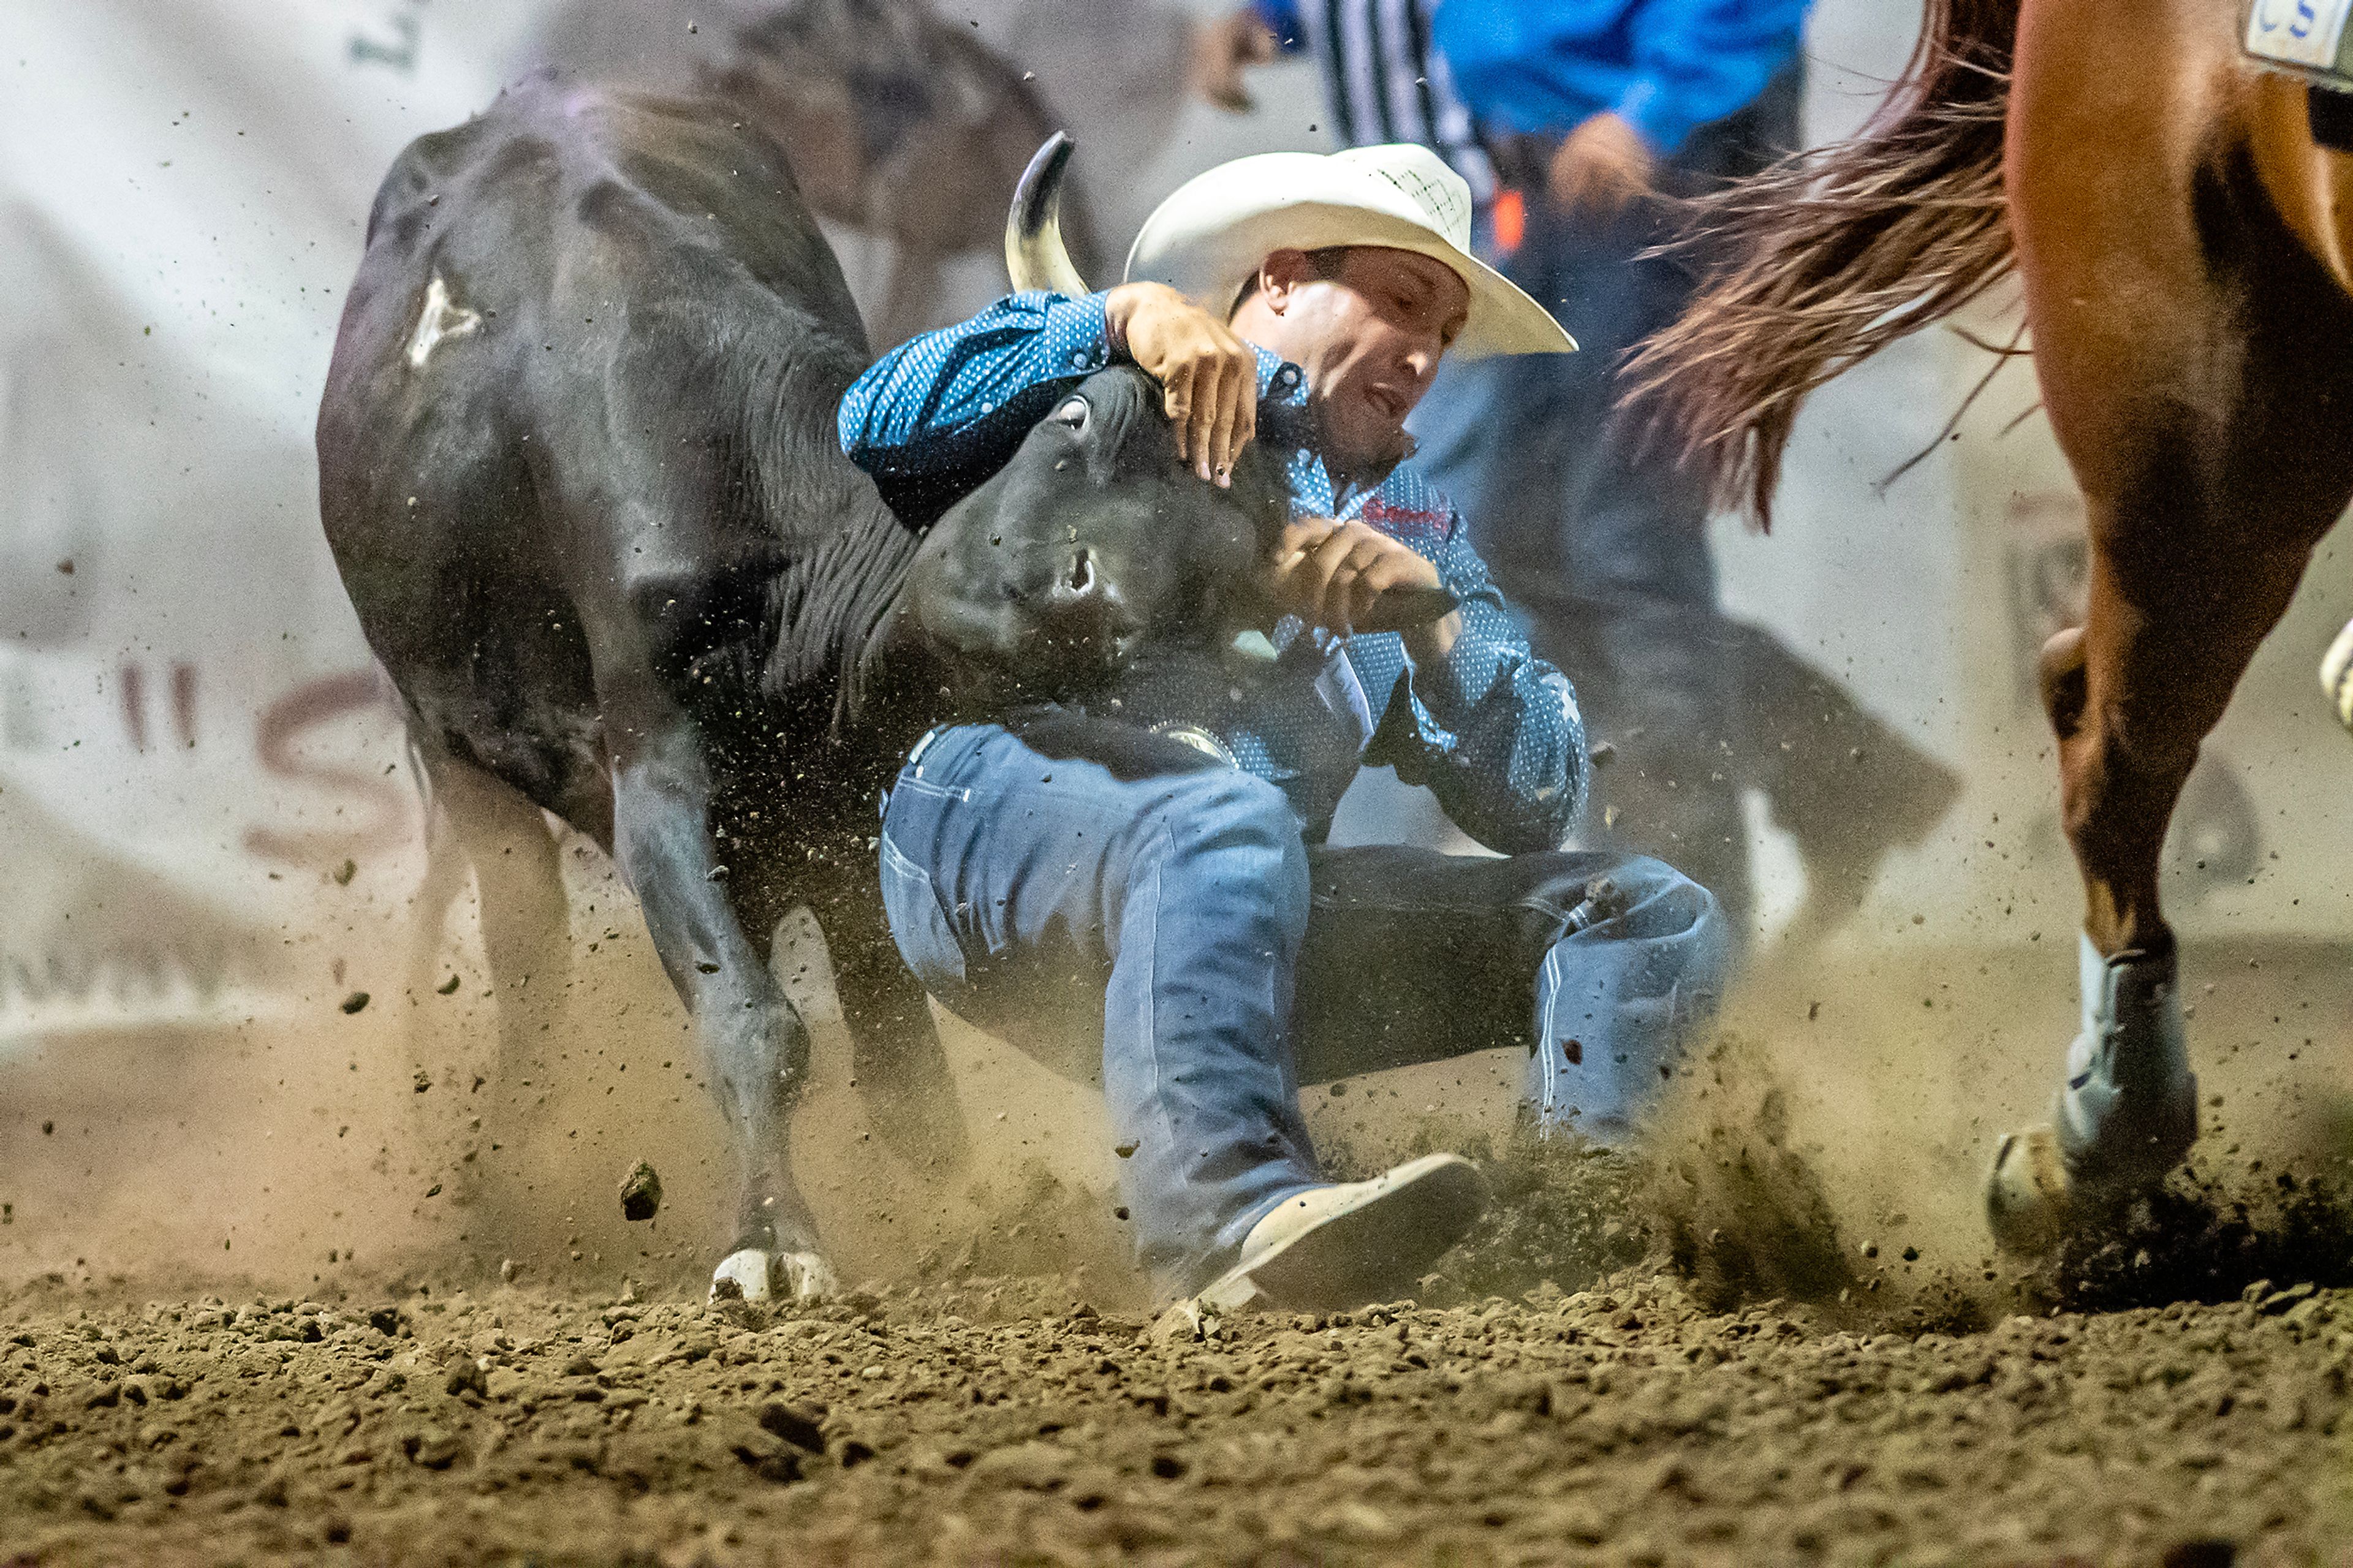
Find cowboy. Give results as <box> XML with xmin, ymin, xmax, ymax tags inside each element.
<box><xmin>838</xmin><ymin>145</ymin><xmax>1730</xmax><ymax>1309</ymax></box>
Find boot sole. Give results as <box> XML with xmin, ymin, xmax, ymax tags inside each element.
<box><xmin>1203</xmin><ymin>1154</ymin><xmax>1490</xmax><ymax>1311</ymax></box>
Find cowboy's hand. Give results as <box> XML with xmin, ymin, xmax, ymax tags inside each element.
<box><xmin>1271</xmin><ymin>517</ymin><xmax>1460</xmax><ymax>655</ymax></box>
<box><xmin>1189</xmin><ymin>7</ymin><xmax>1278</xmax><ymax>113</ymax></box>
<box><xmin>1105</xmin><ymin>281</ymin><xmax>1259</xmax><ymax>487</ymax></box>
<box><xmin>1547</xmin><ymin>110</ymin><xmax>1657</xmax><ymax>222</ymax></box>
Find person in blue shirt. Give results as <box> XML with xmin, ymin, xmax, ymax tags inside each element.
<box><xmin>1202</xmin><ymin>0</ymin><xmax>1804</xmax><ymax>218</ymax></box>
<box><xmin>1405</xmin><ymin>0</ymin><xmax>1809</xmax><ymax>947</ymax></box>
<box><xmin>1197</xmin><ymin>1</ymin><xmax>1962</xmax><ymax>950</ymax></box>
<box><xmin>841</xmin><ymin>143</ymin><xmax>1728</xmax><ymax>1310</ymax></box>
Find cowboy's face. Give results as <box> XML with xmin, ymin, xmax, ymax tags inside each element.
<box><xmin>1241</xmin><ymin>246</ymin><xmax>1470</xmax><ymax>475</ymax></box>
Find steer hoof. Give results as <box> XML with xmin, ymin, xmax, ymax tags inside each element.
<box><xmin>708</xmin><ymin>1248</ymin><xmax>839</xmax><ymax>1305</ymax></box>
<box><xmin>2323</xmin><ymin>615</ymin><xmax>2353</xmax><ymax>733</ymax></box>
<box><xmin>1985</xmin><ymin>1126</ymin><xmax>2074</xmax><ymax>1257</ymax></box>
<box><xmin>775</xmin><ymin>1250</ymin><xmax>838</xmax><ymax>1301</ymax></box>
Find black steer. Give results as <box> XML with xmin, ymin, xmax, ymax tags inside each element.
<box><xmin>316</xmin><ymin>82</ymin><xmax>1290</xmax><ymax>1299</ymax></box>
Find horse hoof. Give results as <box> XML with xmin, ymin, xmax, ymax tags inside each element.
<box><xmin>1988</xmin><ymin>934</ymin><xmax>2198</xmax><ymax>1259</ymax></box>
<box><xmin>708</xmin><ymin>1248</ymin><xmax>839</xmax><ymax>1304</ymax></box>
<box><xmin>1985</xmin><ymin>1125</ymin><xmax>2073</xmax><ymax>1256</ymax></box>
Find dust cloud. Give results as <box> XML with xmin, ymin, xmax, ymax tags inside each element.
<box><xmin>12</xmin><ymin>809</ymin><xmax>2353</xmax><ymax>1325</ymax></box>
<box><xmin>13</xmin><ymin>871</ymin><xmax>2353</xmax><ymax>1565</ymax></box>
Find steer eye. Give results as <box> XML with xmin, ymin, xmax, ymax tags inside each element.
<box><xmin>1049</xmin><ymin>395</ymin><xmax>1089</xmax><ymax>432</ymax></box>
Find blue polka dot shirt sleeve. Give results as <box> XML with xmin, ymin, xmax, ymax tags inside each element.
<box><xmin>1356</xmin><ymin>513</ymin><xmax>1590</xmax><ymax>855</ymax></box>
<box><xmin>837</xmin><ymin>290</ymin><xmax>1116</xmax><ymax>528</ymax></box>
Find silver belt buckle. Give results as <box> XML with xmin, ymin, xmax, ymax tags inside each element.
<box><xmin>1149</xmin><ymin>721</ymin><xmax>1238</xmax><ymax>769</ymax></box>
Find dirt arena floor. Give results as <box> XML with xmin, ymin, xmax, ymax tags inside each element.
<box><xmin>7</xmin><ymin>855</ymin><xmax>2353</xmax><ymax>1565</ymax></box>
<box><xmin>4</xmin><ymin>1251</ymin><xmax>2352</xmax><ymax>1568</ymax></box>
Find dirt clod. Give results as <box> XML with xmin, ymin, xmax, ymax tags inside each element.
<box><xmin>755</xmin><ymin>1400</ymin><xmax>825</xmax><ymax>1453</ymax></box>
<box><xmin>618</xmin><ymin>1160</ymin><xmax>663</xmax><ymax>1222</ymax></box>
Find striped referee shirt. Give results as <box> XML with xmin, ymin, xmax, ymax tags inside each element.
<box><xmin>1259</xmin><ymin>0</ymin><xmax>1809</xmax><ymax>166</ymax></box>
<box><xmin>1251</xmin><ymin>0</ymin><xmax>1497</xmax><ymax>203</ymax></box>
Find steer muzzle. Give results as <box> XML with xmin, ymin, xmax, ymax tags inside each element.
<box><xmin>1056</xmin><ymin>545</ymin><xmax>1100</xmax><ymax>603</ymax></box>
<box><xmin>1034</xmin><ymin>544</ymin><xmax>1148</xmax><ymax>665</ymax></box>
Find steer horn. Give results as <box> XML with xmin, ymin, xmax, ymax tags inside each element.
<box><xmin>1006</xmin><ymin>132</ymin><xmax>1091</xmax><ymax>297</ymax></box>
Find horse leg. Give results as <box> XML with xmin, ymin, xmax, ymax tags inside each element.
<box><xmin>598</xmin><ymin>684</ymin><xmax>833</xmax><ymax>1302</ymax></box>
<box><xmin>1986</xmin><ymin>367</ymin><xmax>2353</xmax><ymax>1254</ymax></box>
<box><xmin>1973</xmin><ymin>0</ymin><xmax>2353</xmax><ymax>1256</ymax></box>
<box><xmin>811</xmin><ymin>874</ymin><xmax>971</xmax><ymax>1179</ymax></box>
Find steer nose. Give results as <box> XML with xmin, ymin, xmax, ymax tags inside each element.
<box><xmin>1055</xmin><ymin>546</ymin><xmax>1099</xmax><ymax>601</ymax></box>
<box><xmin>1038</xmin><ymin>543</ymin><xmax>1140</xmax><ymax>661</ymax></box>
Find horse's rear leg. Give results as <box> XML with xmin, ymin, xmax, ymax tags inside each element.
<box><xmin>1980</xmin><ymin>0</ymin><xmax>2353</xmax><ymax>1251</ymax></box>
<box><xmin>1988</xmin><ymin>445</ymin><xmax>2349</xmax><ymax>1252</ymax></box>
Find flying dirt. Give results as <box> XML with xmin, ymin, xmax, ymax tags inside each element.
<box><xmin>6</xmin><ymin>918</ymin><xmax>2353</xmax><ymax>1566</ymax></box>
<box><xmin>6</xmin><ymin>1194</ymin><xmax>2353</xmax><ymax>1566</ymax></box>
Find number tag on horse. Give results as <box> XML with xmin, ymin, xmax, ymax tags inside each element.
<box><xmin>2246</xmin><ymin>0</ymin><xmax>2353</xmax><ymax>75</ymax></box>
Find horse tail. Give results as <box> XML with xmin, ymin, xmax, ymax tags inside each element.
<box><xmin>1620</xmin><ymin>0</ymin><xmax>2020</xmax><ymax>528</ymax></box>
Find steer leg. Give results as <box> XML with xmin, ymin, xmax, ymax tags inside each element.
<box><xmin>411</xmin><ymin>752</ymin><xmax>572</xmax><ymax>1074</ymax></box>
<box><xmin>604</xmin><ymin>707</ymin><xmax>833</xmax><ymax>1303</ymax></box>
<box><xmin>403</xmin><ymin>747</ymin><xmax>570</xmax><ymax>1238</ymax></box>
<box><xmin>810</xmin><ymin>874</ymin><xmax>971</xmax><ymax>1180</ymax></box>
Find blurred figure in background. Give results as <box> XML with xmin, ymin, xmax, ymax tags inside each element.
<box><xmin>1199</xmin><ymin>0</ymin><xmax>1959</xmax><ymax>945</ymax></box>
<box><xmin>519</xmin><ymin>0</ymin><xmax>1116</xmax><ymax>346</ymax></box>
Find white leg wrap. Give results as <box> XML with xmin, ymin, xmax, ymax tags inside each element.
<box><xmin>1986</xmin><ymin>933</ymin><xmax>2197</xmax><ymax>1255</ymax></box>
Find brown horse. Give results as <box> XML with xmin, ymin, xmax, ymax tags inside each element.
<box><xmin>1625</xmin><ymin>0</ymin><xmax>2353</xmax><ymax>1252</ymax></box>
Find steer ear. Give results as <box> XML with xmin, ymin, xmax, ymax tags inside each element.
<box><xmin>1006</xmin><ymin>132</ymin><xmax>1091</xmax><ymax>297</ymax></box>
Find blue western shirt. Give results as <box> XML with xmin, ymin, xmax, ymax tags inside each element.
<box><xmin>1254</xmin><ymin>0</ymin><xmax>1807</xmax><ymax>159</ymax></box>
<box><xmin>838</xmin><ymin>289</ymin><xmax>1588</xmax><ymax>854</ymax></box>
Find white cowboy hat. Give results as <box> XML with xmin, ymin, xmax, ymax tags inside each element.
<box><xmin>1123</xmin><ymin>144</ymin><xmax>1574</xmax><ymax>361</ymax></box>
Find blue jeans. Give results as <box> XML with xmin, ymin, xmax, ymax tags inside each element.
<box><xmin>878</xmin><ymin>721</ymin><xmax>1729</xmax><ymax>1293</ymax></box>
